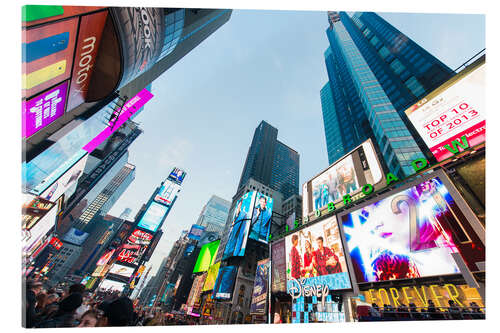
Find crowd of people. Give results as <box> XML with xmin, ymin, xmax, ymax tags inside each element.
<box><xmin>356</xmin><ymin>300</ymin><xmax>485</xmax><ymax>321</ymax></box>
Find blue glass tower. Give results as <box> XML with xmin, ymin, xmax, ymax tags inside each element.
<box><xmin>321</xmin><ymin>12</ymin><xmax>455</xmax><ymax>177</ymax></box>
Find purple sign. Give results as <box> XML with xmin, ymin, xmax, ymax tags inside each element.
<box><xmin>22</xmin><ymin>81</ymin><xmax>68</xmax><ymax>138</ymax></box>
<box><xmin>82</xmin><ymin>88</ymin><xmax>154</xmax><ymax>153</ymax></box>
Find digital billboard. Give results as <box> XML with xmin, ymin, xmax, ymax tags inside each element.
<box><xmin>341</xmin><ymin>173</ymin><xmax>485</xmax><ymax>283</ymax></box>
<box><xmin>22</xmin><ymin>195</ymin><xmax>55</xmax><ymax>231</ymax></box>
<box><xmin>154</xmin><ymin>181</ymin><xmax>181</xmax><ymax>206</ymax></box>
<box><xmin>303</xmin><ymin>139</ymin><xmax>384</xmax><ymax>221</ymax></box>
<box><xmin>202</xmin><ymin>262</ymin><xmax>220</xmax><ymax>292</ymax></box>
<box><xmin>108</xmin><ymin>264</ymin><xmax>136</xmax><ymax>279</ymax></box>
<box><xmin>405</xmin><ymin>59</ymin><xmax>485</xmax><ymax>162</ymax></box>
<box><xmin>22</xmin><ymin>81</ymin><xmax>68</xmax><ymax>138</ymax></box>
<box><xmin>250</xmin><ymin>259</ymin><xmax>270</xmax><ymax>315</ymax></box>
<box><xmin>222</xmin><ymin>191</ymin><xmax>257</xmax><ymax>260</ymax></box>
<box><xmin>167</xmin><ymin>167</ymin><xmax>186</xmax><ymax>184</ymax></box>
<box><xmin>22</xmin><ymin>6</ymin><xmax>105</xmax><ymax>27</ymax></box>
<box><xmin>199</xmin><ymin>231</ymin><xmax>219</xmax><ymax>247</ymax></box>
<box><xmin>212</xmin><ymin>265</ymin><xmax>238</xmax><ymax>300</ymax></box>
<box><xmin>22</xmin><ymin>202</ymin><xmax>58</xmax><ymax>256</ymax></box>
<box><xmin>62</xmin><ymin>227</ymin><xmax>89</xmax><ymax>246</ymax></box>
<box><xmin>129</xmin><ymin>265</ymin><xmax>145</xmax><ymax>289</ymax></box>
<box><xmin>285</xmin><ymin>215</ymin><xmax>351</xmax><ymax>293</ymax></box>
<box><xmin>98</xmin><ymin>279</ymin><xmax>126</xmax><ymax>293</ymax></box>
<box><xmin>186</xmin><ymin>273</ymin><xmax>207</xmax><ymax>312</ymax></box>
<box><xmin>188</xmin><ymin>224</ymin><xmax>205</xmax><ymax>241</ymax></box>
<box><xmin>96</xmin><ymin>249</ymin><xmax>115</xmax><ymax>266</ymax></box>
<box><xmin>193</xmin><ymin>240</ymin><xmax>220</xmax><ymax>273</ymax></box>
<box><xmin>271</xmin><ymin>239</ymin><xmax>286</xmax><ymax>293</ymax></box>
<box><xmin>136</xmin><ymin>201</ymin><xmax>169</xmax><ymax>233</ymax></box>
<box><xmin>116</xmin><ymin>229</ymin><xmax>154</xmax><ymax>265</ymax></box>
<box><xmin>249</xmin><ymin>192</ymin><xmax>274</xmax><ymax>243</ymax></box>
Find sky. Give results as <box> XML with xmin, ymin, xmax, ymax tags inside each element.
<box><xmin>107</xmin><ymin>9</ymin><xmax>485</xmax><ymax>278</ymax></box>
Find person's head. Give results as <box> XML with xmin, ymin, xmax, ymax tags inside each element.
<box><xmin>258</xmin><ymin>196</ymin><xmax>267</xmax><ymax>210</ymax></box>
<box><xmin>35</xmin><ymin>292</ymin><xmax>47</xmax><ymax>308</ymax></box>
<box><xmin>305</xmin><ymin>240</ymin><xmax>312</xmax><ymax>252</ymax></box>
<box><xmin>78</xmin><ymin>310</ymin><xmax>99</xmax><ymax>327</ymax></box>
<box><xmin>59</xmin><ymin>292</ymin><xmax>83</xmax><ymax>314</ymax></box>
<box><xmin>292</xmin><ymin>234</ymin><xmax>298</xmax><ymax>247</ymax></box>
<box><xmin>448</xmin><ymin>300</ymin><xmax>455</xmax><ymax>306</ymax></box>
<box><xmin>372</xmin><ymin>303</ymin><xmax>378</xmax><ymax>308</ymax></box>
<box><xmin>428</xmin><ymin>300</ymin><xmax>434</xmax><ymax>305</ymax></box>
<box><xmin>69</xmin><ymin>283</ymin><xmax>85</xmax><ymax>295</ymax></box>
<box><xmin>46</xmin><ymin>293</ymin><xmax>59</xmax><ymax>305</ymax></box>
<box><xmin>102</xmin><ymin>296</ymin><xmax>134</xmax><ymax>326</ymax></box>
<box><xmin>316</xmin><ymin>236</ymin><xmax>324</xmax><ymax>249</ymax></box>
<box><xmin>29</xmin><ymin>281</ymin><xmax>44</xmax><ymax>295</ymax></box>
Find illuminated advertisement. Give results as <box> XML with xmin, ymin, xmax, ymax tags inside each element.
<box><xmin>249</xmin><ymin>192</ymin><xmax>274</xmax><ymax>243</ymax></box>
<box><xmin>98</xmin><ymin>279</ymin><xmax>126</xmax><ymax>293</ymax></box>
<box><xmin>67</xmin><ymin>10</ymin><xmax>108</xmax><ymax>111</ymax></box>
<box><xmin>193</xmin><ymin>240</ymin><xmax>220</xmax><ymax>273</ymax></box>
<box><xmin>250</xmin><ymin>258</ymin><xmax>270</xmax><ymax>315</ymax></box>
<box><xmin>136</xmin><ymin>201</ymin><xmax>168</xmax><ymax>233</ymax></box>
<box><xmin>129</xmin><ymin>265</ymin><xmax>145</xmax><ymax>289</ymax></box>
<box><xmin>22</xmin><ymin>5</ymin><xmax>105</xmax><ymax>27</ymax></box>
<box><xmin>271</xmin><ymin>239</ymin><xmax>286</xmax><ymax>293</ymax></box>
<box><xmin>286</xmin><ymin>212</ymin><xmax>297</xmax><ymax>231</ymax></box>
<box><xmin>22</xmin><ymin>81</ymin><xmax>68</xmax><ymax>138</ymax></box>
<box><xmin>96</xmin><ymin>249</ymin><xmax>115</xmax><ymax>266</ymax></box>
<box><xmin>285</xmin><ymin>215</ymin><xmax>351</xmax><ymax>293</ymax></box>
<box><xmin>22</xmin><ymin>17</ymin><xmax>78</xmax><ymax>98</ymax></box>
<box><xmin>108</xmin><ymin>263</ymin><xmax>136</xmax><ymax>279</ymax></box>
<box><xmin>184</xmin><ymin>244</ymin><xmax>196</xmax><ymax>257</ymax></box>
<box><xmin>39</xmin><ymin>153</ymin><xmax>87</xmax><ymax>201</ymax></box>
<box><xmin>212</xmin><ymin>266</ymin><xmax>238</xmax><ymax>300</ymax></box>
<box><xmin>167</xmin><ymin>167</ymin><xmax>186</xmax><ymax>184</ymax></box>
<box><xmin>22</xmin><ymin>195</ymin><xmax>55</xmax><ymax>231</ymax></box>
<box><xmin>405</xmin><ymin>60</ymin><xmax>485</xmax><ymax>162</ymax></box>
<box><xmin>117</xmin><ymin>229</ymin><xmax>154</xmax><ymax>265</ymax></box>
<box><xmin>22</xmin><ymin>203</ymin><xmax>58</xmax><ymax>256</ymax></box>
<box><xmin>199</xmin><ymin>231</ymin><xmax>219</xmax><ymax>247</ymax></box>
<box><xmin>188</xmin><ymin>225</ymin><xmax>205</xmax><ymax>241</ymax></box>
<box><xmin>222</xmin><ymin>191</ymin><xmax>257</xmax><ymax>260</ymax></box>
<box><xmin>62</xmin><ymin>227</ymin><xmax>89</xmax><ymax>246</ymax></box>
<box><xmin>186</xmin><ymin>273</ymin><xmax>207</xmax><ymax>311</ymax></box>
<box><xmin>154</xmin><ymin>181</ymin><xmax>181</xmax><ymax>206</ymax></box>
<box><xmin>49</xmin><ymin>236</ymin><xmax>62</xmax><ymax>250</ymax></box>
<box><xmin>305</xmin><ymin>140</ymin><xmax>384</xmax><ymax>220</ymax></box>
<box><xmin>341</xmin><ymin>174</ymin><xmax>485</xmax><ymax>283</ymax></box>
<box><xmin>203</xmin><ymin>262</ymin><xmax>221</xmax><ymax>292</ymax></box>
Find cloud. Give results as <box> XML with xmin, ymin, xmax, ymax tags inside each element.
<box><xmin>156</xmin><ymin>138</ymin><xmax>195</xmax><ymax>169</ymax></box>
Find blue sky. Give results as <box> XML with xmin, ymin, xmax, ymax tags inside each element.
<box><xmin>107</xmin><ymin>10</ymin><xmax>485</xmax><ymax>276</ymax></box>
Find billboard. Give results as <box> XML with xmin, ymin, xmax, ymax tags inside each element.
<box><xmin>405</xmin><ymin>60</ymin><xmax>485</xmax><ymax>162</ymax></box>
<box><xmin>167</xmin><ymin>167</ymin><xmax>186</xmax><ymax>184</ymax></box>
<box><xmin>193</xmin><ymin>240</ymin><xmax>220</xmax><ymax>273</ymax></box>
<box><xmin>67</xmin><ymin>10</ymin><xmax>108</xmax><ymax>111</ymax></box>
<box><xmin>188</xmin><ymin>225</ymin><xmax>205</xmax><ymax>241</ymax></box>
<box><xmin>249</xmin><ymin>192</ymin><xmax>274</xmax><ymax>243</ymax></box>
<box><xmin>98</xmin><ymin>279</ymin><xmax>126</xmax><ymax>293</ymax></box>
<box><xmin>39</xmin><ymin>152</ymin><xmax>87</xmax><ymax>201</ymax></box>
<box><xmin>22</xmin><ymin>6</ymin><xmax>105</xmax><ymax>27</ymax></box>
<box><xmin>250</xmin><ymin>259</ymin><xmax>270</xmax><ymax>315</ymax></box>
<box><xmin>22</xmin><ymin>202</ymin><xmax>58</xmax><ymax>256</ymax></box>
<box><xmin>341</xmin><ymin>173</ymin><xmax>485</xmax><ymax>283</ymax></box>
<box><xmin>222</xmin><ymin>191</ymin><xmax>257</xmax><ymax>260</ymax></box>
<box><xmin>186</xmin><ymin>273</ymin><xmax>207</xmax><ymax>311</ymax></box>
<box><xmin>202</xmin><ymin>262</ymin><xmax>220</xmax><ymax>292</ymax></box>
<box><xmin>62</xmin><ymin>227</ymin><xmax>89</xmax><ymax>246</ymax></box>
<box><xmin>22</xmin><ymin>81</ymin><xmax>68</xmax><ymax>138</ymax></box>
<box><xmin>212</xmin><ymin>266</ymin><xmax>238</xmax><ymax>300</ymax></box>
<box><xmin>116</xmin><ymin>229</ymin><xmax>154</xmax><ymax>265</ymax></box>
<box><xmin>129</xmin><ymin>265</ymin><xmax>145</xmax><ymax>289</ymax></box>
<box><xmin>22</xmin><ymin>17</ymin><xmax>78</xmax><ymax>98</ymax></box>
<box><xmin>22</xmin><ymin>196</ymin><xmax>55</xmax><ymax>231</ymax></box>
<box><xmin>136</xmin><ymin>201</ymin><xmax>169</xmax><ymax>233</ymax></box>
<box><xmin>271</xmin><ymin>239</ymin><xmax>286</xmax><ymax>293</ymax></box>
<box><xmin>154</xmin><ymin>180</ymin><xmax>181</xmax><ymax>206</ymax></box>
<box><xmin>96</xmin><ymin>249</ymin><xmax>115</xmax><ymax>266</ymax></box>
<box><xmin>303</xmin><ymin>139</ymin><xmax>384</xmax><ymax>221</ymax></box>
<box><xmin>285</xmin><ymin>215</ymin><xmax>351</xmax><ymax>293</ymax></box>
<box><xmin>108</xmin><ymin>263</ymin><xmax>136</xmax><ymax>279</ymax></box>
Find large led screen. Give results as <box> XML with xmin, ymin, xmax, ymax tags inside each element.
<box><xmin>250</xmin><ymin>258</ymin><xmax>270</xmax><ymax>315</ymax></box>
<box><xmin>212</xmin><ymin>265</ymin><xmax>238</xmax><ymax>300</ymax></box>
<box><xmin>116</xmin><ymin>229</ymin><xmax>154</xmax><ymax>265</ymax></box>
<box><xmin>168</xmin><ymin>167</ymin><xmax>186</xmax><ymax>184</ymax></box>
<box><xmin>341</xmin><ymin>175</ymin><xmax>485</xmax><ymax>283</ymax></box>
<box><xmin>108</xmin><ymin>264</ymin><xmax>135</xmax><ymax>279</ymax></box>
<box><xmin>137</xmin><ymin>202</ymin><xmax>168</xmax><ymax>233</ymax></box>
<box><xmin>405</xmin><ymin>60</ymin><xmax>485</xmax><ymax>162</ymax></box>
<box><xmin>22</xmin><ymin>196</ymin><xmax>57</xmax><ymax>256</ymax></box>
<box><xmin>193</xmin><ymin>240</ymin><xmax>220</xmax><ymax>273</ymax></box>
<box><xmin>188</xmin><ymin>224</ymin><xmax>206</xmax><ymax>241</ymax></box>
<box><xmin>154</xmin><ymin>180</ymin><xmax>181</xmax><ymax>206</ymax></box>
<box><xmin>271</xmin><ymin>239</ymin><xmax>286</xmax><ymax>293</ymax></box>
<box><xmin>98</xmin><ymin>279</ymin><xmax>125</xmax><ymax>293</ymax></box>
<box><xmin>248</xmin><ymin>192</ymin><xmax>274</xmax><ymax>244</ymax></box>
<box><xmin>202</xmin><ymin>262</ymin><xmax>220</xmax><ymax>292</ymax></box>
<box><xmin>285</xmin><ymin>215</ymin><xmax>351</xmax><ymax>292</ymax></box>
<box><xmin>222</xmin><ymin>191</ymin><xmax>257</xmax><ymax>260</ymax></box>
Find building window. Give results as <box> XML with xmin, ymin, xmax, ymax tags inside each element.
<box><xmin>389</xmin><ymin>58</ymin><xmax>405</xmax><ymax>75</ymax></box>
<box><xmin>404</xmin><ymin>76</ymin><xmax>426</xmax><ymax>97</ymax></box>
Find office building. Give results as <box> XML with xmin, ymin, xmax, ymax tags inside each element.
<box><xmin>195</xmin><ymin>195</ymin><xmax>231</xmax><ymax>237</ymax></box>
<box><xmin>321</xmin><ymin>12</ymin><xmax>455</xmax><ymax>176</ymax></box>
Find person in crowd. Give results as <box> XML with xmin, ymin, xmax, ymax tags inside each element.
<box><xmin>40</xmin><ymin>293</ymin><xmax>60</xmax><ymax>319</ymax></box>
<box><xmin>313</xmin><ymin>236</ymin><xmax>341</xmax><ymax>275</ymax></box>
<box><xmin>35</xmin><ymin>292</ymin><xmax>48</xmax><ymax>314</ymax></box>
<box><xmin>426</xmin><ymin>300</ymin><xmax>443</xmax><ymax>320</ymax></box>
<box><xmin>289</xmin><ymin>234</ymin><xmax>302</xmax><ymax>279</ymax></box>
<box><xmin>397</xmin><ymin>303</ymin><xmax>410</xmax><ymax>320</ymax></box>
<box><xmin>77</xmin><ymin>309</ymin><xmax>99</xmax><ymax>327</ymax></box>
<box><xmin>408</xmin><ymin>303</ymin><xmax>422</xmax><ymax>320</ymax></box>
<box><xmin>469</xmin><ymin>302</ymin><xmax>485</xmax><ymax>319</ymax></box>
<box><xmin>25</xmin><ymin>280</ymin><xmax>44</xmax><ymax>328</ymax></box>
<box><xmin>36</xmin><ymin>292</ymin><xmax>83</xmax><ymax>328</ymax></box>
<box><xmin>447</xmin><ymin>300</ymin><xmax>462</xmax><ymax>320</ymax></box>
<box><xmin>100</xmin><ymin>296</ymin><xmax>135</xmax><ymax>326</ymax></box>
<box><xmin>370</xmin><ymin>303</ymin><xmax>381</xmax><ymax>320</ymax></box>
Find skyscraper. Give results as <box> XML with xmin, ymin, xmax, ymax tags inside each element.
<box><xmin>238</xmin><ymin>121</ymin><xmax>299</xmax><ymax>200</ymax></box>
<box><xmin>321</xmin><ymin>12</ymin><xmax>455</xmax><ymax>177</ymax></box>
<box><xmin>195</xmin><ymin>195</ymin><xmax>231</xmax><ymax>237</ymax></box>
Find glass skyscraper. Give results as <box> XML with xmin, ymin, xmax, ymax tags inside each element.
<box><xmin>195</xmin><ymin>195</ymin><xmax>231</xmax><ymax>237</ymax></box>
<box><xmin>321</xmin><ymin>12</ymin><xmax>455</xmax><ymax>177</ymax></box>
<box><xmin>238</xmin><ymin>121</ymin><xmax>299</xmax><ymax>200</ymax></box>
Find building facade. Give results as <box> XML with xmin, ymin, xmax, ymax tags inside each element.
<box><xmin>196</xmin><ymin>195</ymin><xmax>231</xmax><ymax>237</ymax></box>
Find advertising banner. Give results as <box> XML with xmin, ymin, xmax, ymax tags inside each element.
<box><xmin>193</xmin><ymin>240</ymin><xmax>220</xmax><ymax>273</ymax></box>
<box><xmin>129</xmin><ymin>265</ymin><xmax>145</xmax><ymax>288</ymax></box>
<box><xmin>212</xmin><ymin>265</ymin><xmax>238</xmax><ymax>300</ymax></box>
<box><xmin>168</xmin><ymin>168</ymin><xmax>186</xmax><ymax>184</ymax></box>
<box><xmin>341</xmin><ymin>175</ymin><xmax>485</xmax><ymax>283</ymax></box>
<box><xmin>116</xmin><ymin>229</ymin><xmax>154</xmax><ymax>265</ymax></box>
<box><xmin>22</xmin><ymin>203</ymin><xmax>58</xmax><ymax>256</ymax></box>
<box><xmin>249</xmin><ymin>192</ymin><xmax>274</xmax><ymax>244</ymax></box>
<box><xmin>203</xmin><ymin>262</ymin><xmax>221</xmax><ymax>292</ymax></box>
<box><xmin>222</xmin><ymin>191</ymin><xmax>257</xmax><ymax>260</ymax></box>
<box><xmin>154</xmin><ymin>180</ymin><xmax>181</xmax><ymax>206</ymax></box>
<box><xmin>250</xmin><ymin>258</ymin><xmax>270</xmax><ymax>314</ymax></box>
<box><xmin>22</xmin><ymin>196</ymin><xmax>55</xmax><ymax>231</ymax></box>
<box><xmin>67</xmin><ymin>10</ymin><xmax>108</xmax><ymax>111</ymax></box>
<box><xmin>96</xmin><ymin>249</ymin><xmax>115</xmax><ymax>267</ymax></box>
<box><xmin>22</xmin><ymin>81</ymin><xmax>68</xmax><ymax>138</ymax></box>
<box><xmin>405</xmin><ymin>61</ymin><xmax>485</xmax><ymax>162</ymax></box>
<box><xmin>62</xmin><ymin>227</ymin><xmax>89</xmax><ymax>246</ymax></box>
<box><xmin>22</xmin><ymin>5</ymin><xmax>105</xmax><ymax>27</ymax></box>
<box><xmin>271</xmin><ymin>239</ymin><xmax>286</xmax><ymax>293</ymax></box>
<box><xmin>136</xmin><ymin>201</ymin><xmax>169</xmax><ymax>233</ymax></box>
<box><xmin>108</xmin><ymin>263</ymin><xmax>136</xmax><ymax>279</ymax></box>
<box><xmin>188</xmin><ymin>225</ymin><xmax>205</xmax><ymax>241</ymax></box>
<box><xmin>98</xmin><ymin>279</ymin><xmax>126</xmax><ymax>293</ymax></box>
<box><xmin>285</xmin><ymin>215</ymin><xmax>351</xmax><ymax>295</ymax></box>
<box><xmin>186</xmin><ymin>273</ymin><xmax>207</xmax><ymax>311</ymax></box>
<box><xmin>198</xmin><ymin>231</ymin><xmax>219</xmax><ymax>247</ymax></box>
<box><xmin>22</xmin><ymin>17</ymin><xmax>78</xmax><ymax>98</ymax></box>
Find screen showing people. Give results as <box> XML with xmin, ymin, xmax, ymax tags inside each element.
<box><xmin>285</xmin><ymin>215</ymin><xmax>351</xmax><ymax>291</ymax></box>
<box><xmin>212</xmin><ymin>266</ymin><xmax>238</xmax><ymax>300</ymax></box>
<box><xmin>341</xmin><ymin>176</ymin><xmax>480</xmax><ymax>283</ymax></box>
<box><xmin>249</xmin><ymin>193</ymin><xmax>274</xmax><ymax>243</ymax></box>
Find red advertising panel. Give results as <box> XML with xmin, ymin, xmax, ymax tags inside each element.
<box><xmin>49</xmin><ymin>236</ymin><xmax>63</xmax><ymax>250</ymax></box>
<box><xmin>67</xmin><ymin>11</ymin><xmax>108</xmax><ymax>112</ymax></box>
<box><xmin>22</xmin><ymin>17</ymin><xmax>78</xmax><ymax>99</ymax></box>
<box><xmin>116</xmin><ymin>229</ymin><xmax>154</xmax><ymax>265</ymax></box>
<box><xmin>22</xmin><ymin>6</ymin><xmax>106</xmax><ymax>27</ymax></box>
